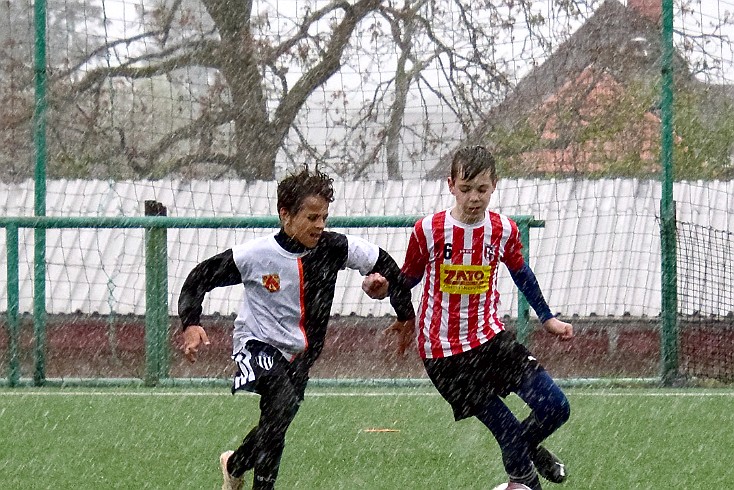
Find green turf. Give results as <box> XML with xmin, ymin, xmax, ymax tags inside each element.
<box><xmin>1</xmin><ymin>387</ymin><xmax>733</xmax><ymax>488</ymax></box>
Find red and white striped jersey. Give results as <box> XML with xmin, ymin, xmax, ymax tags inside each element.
<box><xmin>402</xmin><ymin>209</ymin><xmax>525</xmax><ymax>359</ymax></box>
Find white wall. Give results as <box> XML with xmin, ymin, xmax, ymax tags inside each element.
<box><xmin>1</xmin><ymin>178</ymin><xmax>732</xmax><ymax>318</ymax></box>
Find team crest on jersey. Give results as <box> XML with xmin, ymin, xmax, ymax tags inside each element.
<box><xmin>262</xmin><ymin>274</ymin><xmax>280</xmax><ymax>292</ymax></box>
<box><xmin>484</xmin><ymin>244</ymin><xmax>496</xmax><ymax>261</ymax></box>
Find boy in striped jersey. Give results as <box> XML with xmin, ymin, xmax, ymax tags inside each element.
<box><xmin>178</xmin><ymin>168</ymin><xmax>415</xmax><ymax>490</ymax></box>
<box><xmin>364</xmin><ymin>146</ymin><xmax>573</xmax><ymax>489</ymax></box>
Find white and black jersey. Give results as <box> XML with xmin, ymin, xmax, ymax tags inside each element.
<box><xmin>179</xmin><ymin>230</ymin><xmax>414</xmax><ymax>370</ymax></box>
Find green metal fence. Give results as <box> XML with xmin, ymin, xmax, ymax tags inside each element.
<box><xmin>11</xmin><ymin>0</ymin><xmax>701</xmax><ymax>387</ymax></box>
<box><xmin>0</xmin><ymin>214</ymin><xmax>545</xmax><ymax>386</ymax></box>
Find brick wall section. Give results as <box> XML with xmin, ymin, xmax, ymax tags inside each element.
<box><xmin>1</xmin><ymin>315</ymin><xmax>730</xmax><ymax>381</ymax></box>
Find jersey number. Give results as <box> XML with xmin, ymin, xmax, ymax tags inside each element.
<box><xmin>443</xmin><ymin>243</ymin><xmax>452</xmax><ymax>260</ymax></box>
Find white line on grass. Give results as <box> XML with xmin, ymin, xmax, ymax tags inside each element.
<box><xmin>0</xmin><ymin>391</ymin><xmax>439</xmax><ymax>397</ymax></box>
<box><xmin>1</xmin><ymin>390</ymin><xmax>734</xmax><ymax>397</ymax></box>
<box><xmin>570</xmin><ymin>391</ymin><xmax>734</xmax><ymax>397</ymax></box>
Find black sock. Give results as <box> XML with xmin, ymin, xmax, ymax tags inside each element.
<box><xmin>510</xmin><ymin>469</ymin><xmax>542</xmax><ymax>490</ymax></box>
<box><xmin>228</xmin><ymin>427</ymin><xmax>258</xmax><ymax>478</ymax></box>
<box><xmin>252</xmin><ymin>473</ymin><xmax>276</xmax><ymax>490</ymax></box>
<box><xmin>529</xmin><ymin>444</ymin><xmax>540</xmax><ymax>460</ymax></box>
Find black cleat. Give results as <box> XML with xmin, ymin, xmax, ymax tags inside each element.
<box><xmin>531</xmin><ymin>445</ymin><xmax>567</xmax><ymax>483</ymax></box>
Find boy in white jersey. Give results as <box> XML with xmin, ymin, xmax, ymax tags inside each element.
<box><xmin>364</xmin><ymin>146</ymin><xmax>573</xmax><ymax>489</ymax></box>
<box><xmin>179</xmin><ymin>169</ymin><xmax>415</xmax><ymax>490</ymax></box>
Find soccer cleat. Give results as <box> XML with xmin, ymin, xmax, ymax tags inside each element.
<box><xmin>531</xmin><ymin>445</ymin><xmax>567</xmax><ymax>484</ymax></box>
<box><xmin>220</xmin><ymin>450</ymin><xmax>244</xmax><ymax>490</ymax></box>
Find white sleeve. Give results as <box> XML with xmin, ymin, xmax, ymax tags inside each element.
<box><xmin>344</xmin><ymin>234</ymin><xmax>380</xmax><ymax>275</ymax></box>
<box><xmin>231</xmin><ymin>242</ymin><xmax>250</xmax><ymax>278</ymax></box>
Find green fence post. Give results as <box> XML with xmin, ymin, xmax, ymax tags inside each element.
<box><xmin>660</xmin><ymin>201</ymin><xmax>678</xmax><ymax>384</ymax></box>
<box><xmin>6</xmin><ymin>225</ymin><xmax>20</xmax><ymax>387</ymax></box>
<box><xmin>33</xmin><ymin>0</ymin><xmax>48</xmax><ymax>388</ymax></box>
<box><xmin>660</xmin><ymin>0</ymin><xmax>679</xmax><ymax>385</ymax></box>
<box><xmin>516</xmin><ymin>218</ymin><xmax>531</xmax><ymax>345</ymax></box>
<box><xmin>144</xmin><ymin>226</ymin><xmax>158</xmax><ymax>386</ymax></box>
<box><xmin>144</xmin><ymin>201</ymin><xmax>169</xmax><ymax>386</ymax></box>
<box><xmin>156</xmin><ymin>219</ymin><xmax>169</xmax><ymax>381</ymax></box>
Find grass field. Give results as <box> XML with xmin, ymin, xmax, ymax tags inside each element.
<box><xmin>1</xmin><ymin>386</ymin><xmax>733</xmax><ymax>489</ymax></box>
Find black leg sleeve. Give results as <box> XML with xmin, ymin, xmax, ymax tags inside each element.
<box><xmin>228</xmin><ymin>426</ymin><xmax>259</xmax><ymax>477</ymax></box>
<box><xmin>229</xmin><ymin>376</ymin><xmax>302</xmax><ymax>488</ymax></box>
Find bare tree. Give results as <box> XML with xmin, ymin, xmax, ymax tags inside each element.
<box><xmin>6</xmin><ymin>0</ymin><xmax>733</xmax><ymax>181</ymax></box>
<box><xmin>36</xmin><ymin>0</ymin><xmax>592</xmax><ymax>180</ymax></box>
<box><xmin>2</xmin><ymin>0</ymin><xmax>590</xmax><ymax>180</ymax></box>
<box><xmin>282</xmin><ymin>0</ymin><xmax>584</xmax><ymax>179</ymax></box>
<box><xmin>0</xmin><ymin>0</ymin><xmax>103</xmax><ymax>181</ymax></box>
<box><xmin>48</xmin><ymin>0</ymin><xmax>386</xmax><ymax>180</ymax></box>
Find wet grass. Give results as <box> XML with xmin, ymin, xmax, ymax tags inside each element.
<box><xmin>1</xmin><ymin>386</ymin><xmax>733</xmax><ymax>488</ymax></box>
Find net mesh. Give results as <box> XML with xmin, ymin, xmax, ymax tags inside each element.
<box><xmin>678</xmin><ymin>221</ymin><xmax>734</xmax><ymax>382</ymax></box>
<box><xmin>2</xmin><ymin>0</ymin><xmax>734</xmax><ymax>384</ymax></box>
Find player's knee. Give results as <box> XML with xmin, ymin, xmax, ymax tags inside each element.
<box><xmin>272</xmin><ymin>388</ymin><xmax>302</xmax><ymax>419</ymax></box>
<box><xmin>534</xmin><ymin>390</ymin><xmax>570</xmax><ymax>430</ymax></box>
<box><xmin>541</xmin><ymin>379</ymin><xmax>571</xmax><ymax>427</ymax></box>
<box><xmin>555</xmin><ymin>394</ymin><xmax>571</xmax><ymax>426</ymax></box>
<box><xmin>544</xmin><ymin>391</ymin><xmax>570</xmax><ymax>428</ymax></box>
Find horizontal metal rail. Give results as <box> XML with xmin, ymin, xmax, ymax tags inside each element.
<box><xmin>0</xmin><ymin>215</ymin><xmax>544</xmax><ymax>229</ymax></box>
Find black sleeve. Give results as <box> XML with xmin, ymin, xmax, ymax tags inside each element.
<box><xmin>178</xmin><ymin>249</ymin><xmax>242</xmax><ymax>329</ymax></box>
<box><xmin>509</xmin><ymin>262</ymin><xmax>554</xmax><ymax>323</ymax></box>
<box><xmin>368</xmin><ymin>248</ymin><xmax>416</xmax><ymax>321</ymax></box>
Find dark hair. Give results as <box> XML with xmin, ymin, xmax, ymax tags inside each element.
<box><xmin>277</xmin><ymin>168</ymin><xmax>335</xmax><ymax>214</ymax></box>
<box><xmin>450</xmin><ymin>145</ymin><xmax>497</xmax><ymax>182</ymax></box>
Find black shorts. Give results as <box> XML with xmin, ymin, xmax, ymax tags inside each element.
<box><xmin>231</xmin><ymin>340</ymin><xmax>309</xmax><ymax>402</ymax></box>
<box><xmin>423</xmin><ymin>331</ymin><xmax>543</xmax><ymax>420</ymax></box>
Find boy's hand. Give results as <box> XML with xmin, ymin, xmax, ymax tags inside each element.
<box><xmin>383</xmin><ymin>318</ymin><xmax>415</xmax><ymax>355</ymax></box>
<box><xmin>543</xmin><ymin>317</ymin><xmax>573</xmax><ymax>340</ymax></box>
<box><xmin>181</xmin><ymin>325</ymin><xmax>210</xmax><ymax>363</ymax></box>
<box><xmin>362</xmin><ymin>272</ymin><xmax>389</xmax><ymax>300</ymax></box>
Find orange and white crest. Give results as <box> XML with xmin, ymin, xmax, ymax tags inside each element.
<box><xmin>262</xmin><ymin>274</ymin><xmax>280</xmax><ymax>292</ymax></box>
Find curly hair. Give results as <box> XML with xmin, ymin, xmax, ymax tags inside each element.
<box><xmin>277</xmin><ymin>168</ymin><xmax>335</xmax><ymax>214</ymax></box>
<box><xmin>450</xmin><ymin>145</ymin><xmax>497</xmax><ymax>182</ymax></box>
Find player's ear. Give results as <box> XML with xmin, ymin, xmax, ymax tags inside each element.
<box><xmin>278</xmin><ymin>207</ymin><xmax>290</xmax><ymax>225</ymax></box>
<box><xmin>447</xmin><ymin>177</ymin><xmax>457</xmax><ymax>195</ymax></box>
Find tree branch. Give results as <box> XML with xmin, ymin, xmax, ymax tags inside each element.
<box><xmin>273</xmin><ymin>0</ymin><xmax>383</xmax><ymax>137</ymax></box>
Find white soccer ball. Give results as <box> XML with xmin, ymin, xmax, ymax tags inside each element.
<box><xmin>491</xmin><ymin>484</ymin><xmax>532</xmax><ymax>490</ymax></box>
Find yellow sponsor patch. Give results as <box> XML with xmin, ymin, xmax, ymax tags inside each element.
<box><xmin>439</xmin><ymin>264</ymin><xmax>492</xmax><ymax>294</ymax></box>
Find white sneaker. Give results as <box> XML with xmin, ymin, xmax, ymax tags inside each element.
<box><xmin>220</xmin><ymin>450</ymin><xmax>244</xmax><ymax>490</ymax></box>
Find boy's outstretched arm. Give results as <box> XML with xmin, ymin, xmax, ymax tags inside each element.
<box><xmin>362</xmin><ymin>272</ymin><xmax>389</xmax><ymax>299</ymax></box>
<box><xmin>182</xmin><ymin>326</ymin><xmax>210</xmax><ymax>363</ymax></box>
<box><xmin>542</xmin><ymin>316</ymin><xmax>573</xmax><ymax>340</ymax></box>
<box><xmin>509</xmin><ymin>263</ymin><xmax>573</xmax><ymax>340</ymax></box>
<box><xmin>178</xmin><ymin>249</ymin><xmax>242</xmax><ymax>362</ymax></box>
<box><xmin>384</xmin><ymin>317</ymin><xmax>416</xmax><ymax>355</ymax></box>
<box><xmin>364</xmin><ymin>249</ymin><xmax>420</xmax><ymax>355</ymax></box>
<box><xmin>365</xmin><ymin>248</ymin><xmax>416</xmax><ymax>322</ymax></box>
<box><xmin>363</xmin><ymin>272</ymin><xmax>418</xmax><ymax>355</ymax></box>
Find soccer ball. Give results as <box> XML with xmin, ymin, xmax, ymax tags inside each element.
<box><xmin>491</xmin><ymin>484</ymin><xmax>533</xmax><ymax>490</ymax></box>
